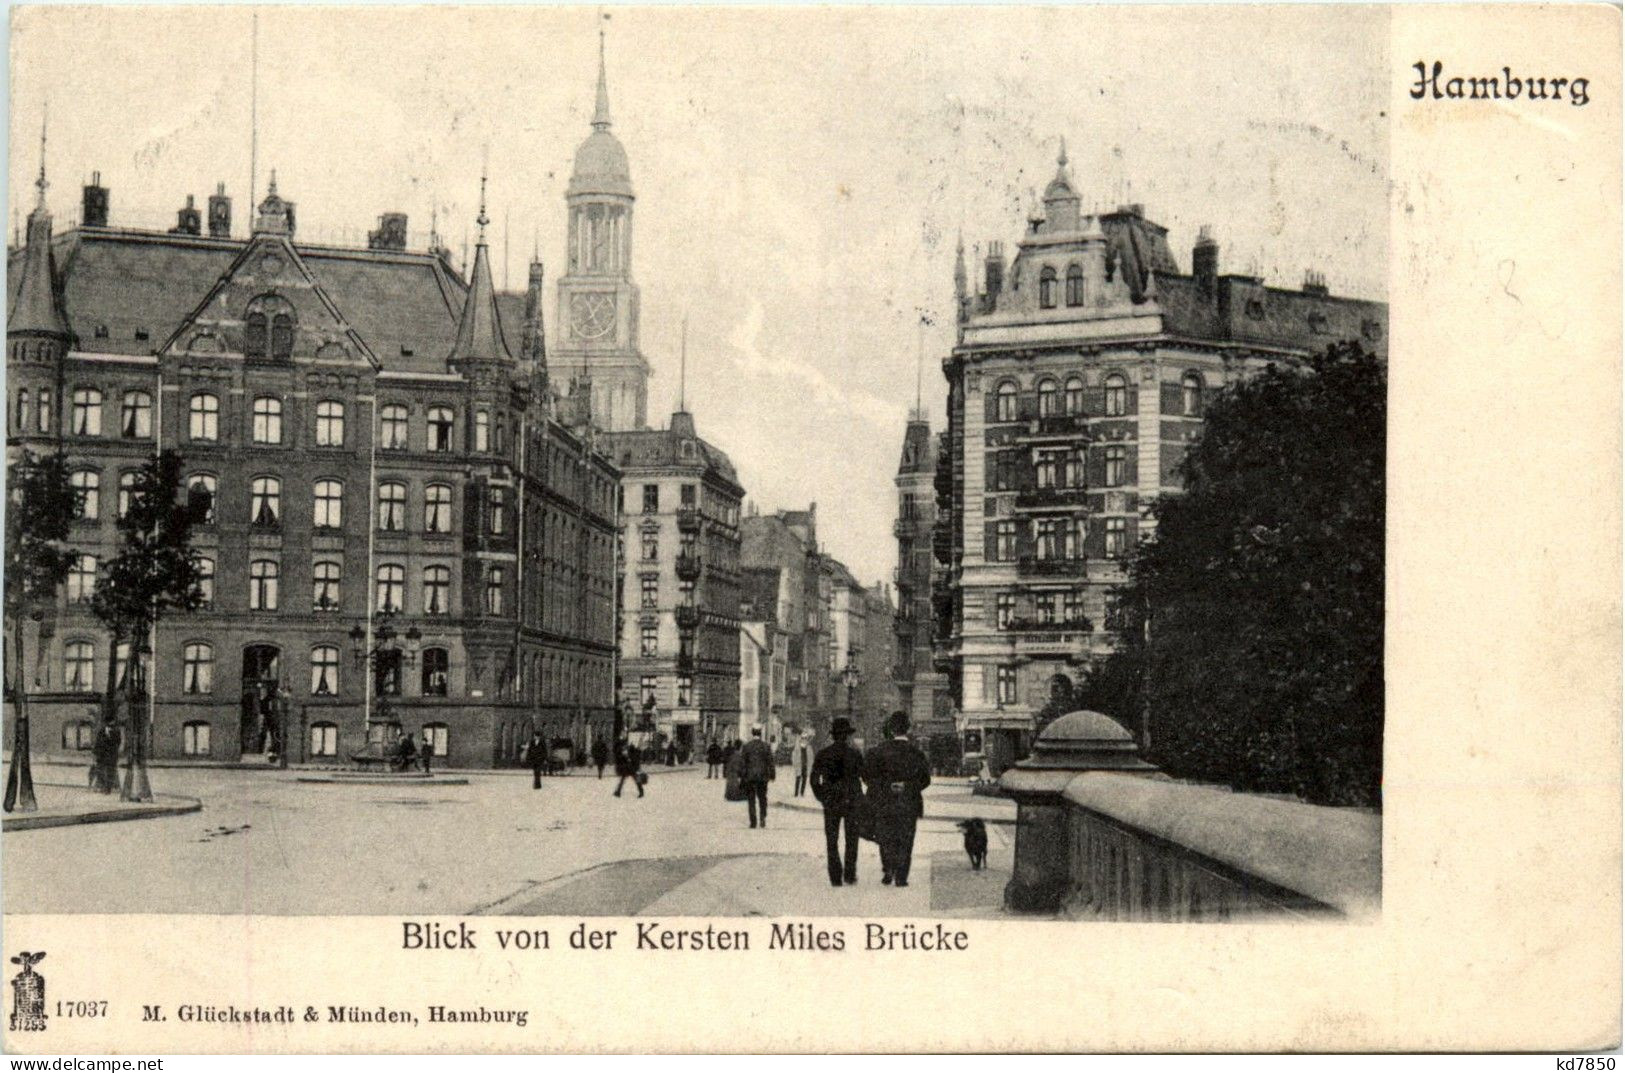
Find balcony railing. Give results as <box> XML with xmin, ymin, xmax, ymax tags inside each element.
<box><xmin>676</xmin><ymin>507</ymin><xmax>701</xmax><ymax>532</ymax></box>
<box><xmin>675</xmin><ymin>553</ymin><xmax>702</xmax><ymax>580</ymax></box>
<box><xmin>675</xmin><ymin>605</ymin><xmax>700</xmax><ymax>629</ymax></box>
<box><xmin>1016</xmin><ymin>555</ymin><xmax>1086</xmax><ymax>577</ymax></box>
<box><xmin>1004</xmin><ymin>617</ymin><xmax>1093</xmax><ymax>634</ymax></box>
<box><xmin>1015</xmin><ymin>487</ymin><xmax>1089</xmax><ymax>510</ymax></box>
<box><xmin>1017</xmin><ymin>413</ymin><xmax>1091</xmax><ymax>439</ymax></box>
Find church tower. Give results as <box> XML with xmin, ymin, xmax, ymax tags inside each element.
<box><xmin>553</xmin><ymin>30</ymin><xmax>650</xmax><ymax>431</ymax></box>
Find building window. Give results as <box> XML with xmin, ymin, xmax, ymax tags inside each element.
<box><xmin>1066</xmin><ymin>264</ymin><xmax>1085</xmax><ymax>306</ymax></box>
<box><xmin>484</xmin><ymin>566</ymin><xmax>504</xmax><ymax>615</ymax></box>
<box><xmin>997</xmin><ymin>665</ymin><xmax>1017</xmax><ymax>705</ymax></box>
<box><xmin>245</xmin><ymin>311</ymin><xmax>268</xmax><ymax>360</ymax></box>
<box><xmin>377</xmin><ymin>482</ymin><xmax>407</xmax><ymax>531</ymax></box>
<box><xmin>427</xmin><ymin>407</ymin><xmax>454</xmax><ymax>451</ymax></box>
<box><xmin>182</xmin><ymin>643</ymin><xmax>213</xmax><ymax>694</ymax></box>
<box><xmin>311</xmin><ymin>645</ymin><xmax>340</xmax><ymax>696</ymax></box>
<box><xmin>422</xmin><ymin>722</ymin><xmax>448</xmax><ymax>756</ymax></box>
<box><xmin>181</xmin><ymin>721</ymin><xmax>212</xmax><ymax>757</ymax></box>
<box><xmin>640</xmin><ymin>676</ymin><xmax>658</xmax><ymax>708</ymax></box>
<box><xmin>1039</xmin><ymin>266</ymin><xmax>1058</xmax><ymax>309</ymax></box>
<box><xmin>1105</xmin><ymin>446</ymin><xmax>1126</xmax><ymax>488</ymax></box>
<box><xmin>189</xmin><ymin>474</ymin><xmax>217</xmax><ymax>523</ymax></box>
<box><xmin>424</xmin><ymin>485</ymin><xmax>452</xmax><ymax>533</ymax></box>
<box><xmin>63</xmin><ymin>721</ymin><xmax>94</xmax><ymax>750</ymax></box>
<box><xmin>36</xmin><ymin>389</ymin><xmax>51</xmax><ymax>433</ymax></box>
<box><xmin>67</xmin><ymin>554</ymin><xmax>97</xmax><ymax>603</ymax></box>
<box><xmin>1104</xmin><ymin>374</ymin><xmax>1127</xmax><ymax>417</ymax></box>
<box><xmin>641</xmin><ymin>533</ymin><xmax>659</xmax><ymax>561</ymax></box>
<box><xmin>1064</xmin><ymin>589</ymin><xmax>1086</xmax><ymax>624</ymax></box>
<box><xmin>251</xmin><ymin>476</ymin><xmax>281</xmax><ymax>527</ymax></box>
<box><xmin>474</xmin><ymin>410</ymin><xmax>490</xmax><ymax>452</ymax></box>
<box><xmin>312</xmin><ymin>560</ymin><xmax>341</xmax><ymax>612</ymax></box>
<box><xmin>1035</xmin><ymin>592</ymin><xmax>1057</xmax><ymax>625</ymax></box>
<box><xmin>423</xmin><ymin>565</ymin><xmax>451</xmax><ymax>615</ymax></box>
<box><xmin>379</xmin><ymin>404</ymin><xmax>409</xmax><ymax>450</ymax></box>
<box><xmin>71</xmin><ymin>388</ymin><xmax>103</xmax><ymax>436</ymax></box>
<box><xmin>642</xmin><ymin>484</ymin><xmax>659</xmax><ymax>513</ymax></box>
<box><xmin>677</xmin><ymin>675</ymin><xmax>693</xmax><ymax>706</ymax></box>
<box><xmin>70</xmin><ymin>470</ymin><xmax>100</xmax><ymax>520</ymax></box>
<box><xmin>188</xmin><ymin>393</ymin><xmax>218</xmax><ymax>441</ymax></box>
<box><xmin>376</xmin><ymin>564</ymin><xmax>405</xmax><ymax>613</ymax></box>
<box><xmin>1181</xmin><ymin>371</ymin><xmax>1204</xmax><ymax>416</ymax></box>
<box><xmin>679</xmin><ymin>580</ymin><xmax>695</xmax><ymax>607</ymax></box>
<box><xmin>996</xmin><ymin>521</ymin><xmax>1017</xmax><ymax>562</ymax></box>
<box><xmin>640</xmin><ymin>576</ymin><xmax>659</xmax><ymax>608</ymax></box>
<box><xmin>1036</xmin><ymin>519</ymin><xmax>1060</xmax><ymax>560</ymax></box>
<box><xmin>421</xmin><ymin>649</ymin><xmax>449</xmax><ymax>697</ymax></box>
<box><xmin>1065</xmin><ymin>518</ymin><xmax>1086</xmax><ymax>560</ymax></box>
<box><xmin>640</xmin><ymin>624</ymin><xmax>658</xmax><ymax>657</ymax></box>
<box><xmin>15</xmin><ymin>389</ymin><xmax>28</xmax><ymax>433</ymax></box>
<box><xmin>115</xmin><ymin>471</ymin><xmax>139</xmax><ymax>520</ymax></box>
<box><xmin>1037</xmin><ymin>378</ymin><xmax>1059</xmax><ymax>417</ymax></box>
<box><xmin>194</xmin><ymin>555</ymin><xmax>215</xmax><ymax>608</ymax></box>
<box><xmin>252</xmin><ymin>396</ymin><xmax>283</xmax><ymax>444</ymax></box>
<box><xmin>995</xmin><ymin>381</ymin><xmax>1017</xmax><ymax>423</ymax></box>
<box><xmin>1036</xmin><ymin>449</ymin><xmax>1065</xmax><ymax>490</ymax></box>
<box><xmin>1105</xmin><ymin>517</ymin><xmax>1127</xmax><ymax>558</ymax></box>
<box><xmin>64</xmin><ymin>641</ymin><xmax>95</xmax><ymax>692</ymax></box>
<box><xmin>272</xmin><ymin>313</ymin><xmax>294</xmax><ymax>360</ymax></box>
<box><xmin>121</xmin><ymin>391</ymin><xmax>153</xmax><ymax>438</ymax></box>
<box><xmin>312</xmin><ymin>478</ymin><xmax>343</xmax><ymax>529</ymax></box>
<box><xmin>315</xmin><ymin>400</ymin><xmax>345</xmax><ymax>446</ymax></box>
<box><xmin>996</xmin><ymin>593</ymin><xmax>1015</xmax><ymax>629</ymax></box>
<box><xmin>309</xmin><ymin>722</ymin><xmax>339</xmax><ymax>757</ymax></box>
<box><xmin>249</xmin><ymin>559</ymin><xmax>280</xmax><ymax>610</ymax></box>
<box><xmin>489</xmin><ymin>487</ymin><xmax>507</xmax><ymax>535</ymax></box>
<box><xmin>681</xmin><ymin>484</ymin><xmax>697</xmax><ymax>507</ymax></box>
<box><xmin>1065</xmin><ymin>376</ymin><xmax>1085</xmax><ymax>416</ymax></box>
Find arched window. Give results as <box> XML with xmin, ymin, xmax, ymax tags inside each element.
<box><xmin>36</xmin><ymin>389</ymin><xmax>51</xmax><ymax>433</ymax></box>
<box><xmin>423</xmin><ymin>722</ymin><xmax>448</xmax><ymax>757</ymax></box>
<box><xmin>474</xmin><ymin>410</ymin><xmax>490</xmax><ymax>452</ymax></box>
<box><xmin>64</xmin><ymin>640</ymin><xmax>95</xmax><ymax>692</ymax></box>
<box><xmin>188</xmin><ymin>393</ymin><xmax>219</xmax><ymax>441</ymax></box>
<box><xmin>377</xmin><ymin>481</ymin><xmax>407</xmax><ymax>531</ymax></box>
<box><xmin>71</xmin><ymin>388</ymin><xmax>103</xmax><ymax>436</ymax></box>
<box><xmin>312</xmin><ymin>560</ymin><xmax>341</xmax><ymax>612</ymax></box>
<box><xmin>182</xmin><ymin>643</ymin><xmax>214</xmax><ymax>695</ymax></box>
<box><xmin>67</xmin><ymin>554</ymin><xmax>98</xmax><ymax>604</ymax></box>
<box><xmin>62</xmin><ymin>720</ymin><xmax>94</xmax><ymax>750</ymax></box>
<box><xmin>181</xmin><ymin>721</ymin><xmax>212</xmax><ymax>757</ymax></box>
<box><xmin>271</xmin><ymin>314</ymin><xmax>294</xmax><ymax>360</ymax></box>
<box><xmin>251</xmin><ymin>397</ymin><xmax>283</xmax><ymax>444</ymax></box>
<box><xmin>421</xmin><ymin>649</ymin><xmax>449</xmax><ymax>697</ymax></box>
<box><xmin>424</xmin><ymin>485</ymin><xmax>453</xmax><ymax>534</ymax></box>
<box><xmin>249</xmin><ymin>559</ymin><xmax>280</xmax><ymax>610</ymax></box>
<box><xmin>194</xmin><ymin>555</ymin><xmax>215</xmax><ymax>608</ymax></box>
<box><xmin>245</xmin><ymin>311</ymin><xmax>268</xmax><ymax>360</ymax></box>
<box><xmin>250</xmin><ymin>476</ymin><xmax>281</xmax><ymax>527</ymax></box>
<box><xmin>1181</xmin><ymin>371</ymin><xmax>1204</xmax><ymax>416</ymax></box>
<box><xmin>121</xmin><ymin>391</ymin><xmax>153</xmax><ymax>438</ymax></box>
<box><xmin>995</xmin><ymin>381</ymin><xmax>1018</xmax><ymax>423</ymax></box>
<box><xmin>379</xmin><ymin>404</ymin><xmax>409</xmax><ymax>450</ymax></box>
<box><xmin>376</xmin><ymin>564</ymin><xmax>405</xmax><ymax>613</ymax></box>
<box><xmin>1039</xmin><ymin>266</ymin><xmax>1058</xmax><ymax>309</ymax></box>
<box><xmin>117</xmin><ymin>471</ymin><xmax>139</xmax><ymax>519</ymax></box>
<box><xmin>310</xmin><ymin>645</ymin><xmax>340</xmax><ymax>696</ymax></box>
<box><xmin>1036</xmin><ymin>378</ymin><xmax>1059</xmax><ymax>417</ymax></box>
<box><xmin>1066</xmin><ymin>264</ymin><xmax>1085</xmax><ymax>307</ymax></box>
<box><xmin>1064</xmin><ymin>376</ymin><xmax>1086</xmax><ymax>416</ymax></box>
<box><xmin>312</xmin><ymin>478</ymin><xmax>343</xmax><ymax>529</ymax></box>
<box><xmin>188</xmin><ymin>474</ymin><xmax>217</xmax><ymax>523</ymax></box>
<box><xmin>427</xmin><ymin>407</ymin><xmax>455</xmax><ymax>452</ymax></box>
<box><xmin>423</xmin><ymin>565</ymin><xmax>451</xmax><ymax>615</ymax></box>
<box><xmin>309</xmin><ymin>721</ymin><xmax>339</xmax><ymax>757</ymax></box>
<box><xmin>70</xmin><ymin>470</ymin><xmax>100</xmax><ymax>520</ymax></box>
<box><xmin>1104</xmin><ymin>373</ymin><xmax>1127</xmax><ymax>417</ymax></box>
<box><xmin>315</xmin><ymin>400</ymin><xmax>345</xmax><ymax>447</ymax></box>
<box><xmin>15</xmin><ymin>389</ymin><xmax>28</xmax><ymax>433</ymax></box>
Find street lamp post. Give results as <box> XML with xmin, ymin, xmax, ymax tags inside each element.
<box><xmin>348</xmin><ymin>611</ymin><xmax>421</xmax><ymax>752</ymax></box>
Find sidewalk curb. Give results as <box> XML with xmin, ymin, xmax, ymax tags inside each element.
<box><xmin>3</xmin><ymin>792</ymin><xmax>203</xmax><ymax>832</ymax></box>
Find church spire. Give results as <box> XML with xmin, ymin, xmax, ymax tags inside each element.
<box><xmin>447</xmin><ymin>173</ymin><xmax>512</xmax><ymax>368</ymax></box>
<box><xmin>10</xmin><ymin>107</ymin><xmax>70</xmax><ymax>340</ymax></box>
<box><xmin>33</xmin><ymin>104</ymin><xmax>49</xmax><ymax>213</ymax></box>
<box><xmin>592</xmin><ymin>27</ymin><xmax>612</xmax><ymax>130</ymax></box>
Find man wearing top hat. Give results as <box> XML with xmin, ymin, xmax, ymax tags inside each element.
<box><xmin>863</xmin><ymin>711</ymin><xmax>933</xmax><ymax>887</ymax></box>
<box><xmin>810</xmin><ymin>716</ymin><xmax>865</xmax><ymax>887</ymax></box>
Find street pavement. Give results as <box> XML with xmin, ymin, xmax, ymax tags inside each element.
<box><xmin>3</xmin><ymin>763</ymin><xmax>1015</xmax><ymax>918</ymax></box>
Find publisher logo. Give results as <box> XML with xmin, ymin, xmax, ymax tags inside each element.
<box><xmin>9</xmin><ymin>952</ymin><xmax>47</xmax><ymax>1032</ymax></box>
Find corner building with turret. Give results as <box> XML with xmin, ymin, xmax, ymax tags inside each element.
<box><xmin>935</xmin><ymin>144</ymin><xmax>1388</xmax><ymax>774</ymax></box>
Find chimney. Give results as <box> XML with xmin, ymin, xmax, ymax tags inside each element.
<box><xmin>1193</xmin><ymin>226</ymin><xmax>1219</xmax><ymax>297</ymax></box>
<box><xmin>984</xmin><ymin>240</ymin><xmax>1005</xmax><ymax>299</ymax></box>
<box><xmin>82</xmin><ymin>172</ymin><xmax>109</xmax><ymax>228</ymax></box>
<box><xmin>1302</xmin><ymin>269</ymin><xmax>1329</xmax><ymax>297</ymax></box>
<box><xmin>207</xmin><ymin>183</ymin><xmax>231</xmax><ymax>237</ymax></box>
<box><xmin>367</xmin><ymin>211</ymin><xmax>408</xmax><ymax>251</ymax></box>
<box><xmin>171</xmin><ymin>195</ymin><xmax>201</xmax><ymax>236</ymax></box>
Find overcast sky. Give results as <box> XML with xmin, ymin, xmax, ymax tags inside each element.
<box><xmin>10</xmin><ymin>5</ymin><xmax>1388</xmax><ymax>586</ymax></box>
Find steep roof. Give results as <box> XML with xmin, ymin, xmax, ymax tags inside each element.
<box><xmin>601</xmin><ymin>416</ymin><xmax>741</xmax><ymax>489</ymax></box>
<box><xmin>447</xmin><ymin>234</ymin><xmax>512</xmax><ymax>366</ymax></box>
<box><xmin>1157</xmin><ymin>273</ymin><xmax>1388</xmax><ymax>357</ymax></box>
<box><xmin>9</xmin><ymin>207</ymin><xmax>70</xmax><ymax>337</ymax></box>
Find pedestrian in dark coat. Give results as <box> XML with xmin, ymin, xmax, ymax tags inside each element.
<box><xmin>793</xmin><ymin>735</ymin><xmax>813</xmax><ymax>797</ymax></box>
<box><xmin>705</xmin><ymin>740</ymin><xmax>723</xmax><ymax>778</ymax></box>
<box><xmin>613</xmin><ymin>739</ymin><xmax>645</xmax><ymax>798</ymax></box>
<box><xmin>665</xmin><ymin>740</ymin><xmax>677</xmax><ymax>767</ymax></box>
<box><xmin>591</xmin><ymin>738</ymin><xmax>609</xmax><ymax>779</ymax></box>
<box><xmin>863</xmin><ymin>711</ymin><xmax>932</xmax><ymax>887</ymax></box>
<box><xmin>89</xmin><ymin>715</ymin><xmax>121</xmax><ymax>794</ymax></box>
<box><xmin>737</xmin><ymin>727</ymin><xmax>776</xmax><ymax>828</ymax></box>
<box><xmin>523</xmin><ymin>731</ymin><xmax>547</xmax><ymax>789</ymax></box>
<box><xmin>810</xmin><ymin>717</ymin><xmax>865</xmax><ymax>886</ymax></box>
<box><xmin>418</xmin><ymin>732</ymin><xmax>433</xmax><ymax>774</ymax></box>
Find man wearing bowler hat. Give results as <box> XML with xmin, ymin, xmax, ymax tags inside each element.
<box><xmin>863</xmin><ymin>711</ymin><xmax>932</xmax><ymax>887</ymax></box>
<box><xmin>810</xmin><ymin>716</ymin><xmax>865</xmax><ymax>886</ymax></box>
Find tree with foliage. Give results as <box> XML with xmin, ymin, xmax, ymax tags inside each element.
<box><xmin>1081</xmin><ymin>341</ymin><xmax>1385</xmax><ymax>806</ymax></box>
<box><xmin>4</xmin><ymin>451</ymin><xmax>81</xmax><ymax>812</ymax></box>
<box><xmin>89</xmin><ymin>450</ymin><xmax>210</xmax><ymax>802</ymax></box>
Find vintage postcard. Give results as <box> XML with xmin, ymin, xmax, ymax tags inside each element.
<box><xmin>1</xmin><ymin>2</ymin><xmax>1617</xmax><ymax>1054</ymax></box>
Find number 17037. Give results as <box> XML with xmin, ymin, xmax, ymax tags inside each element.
<box><xmin>57</xmin><ymin>1000</ymin><xmax>108</xmax><ymax>1017</ymax></box>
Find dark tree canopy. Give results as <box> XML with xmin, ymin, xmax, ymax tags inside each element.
<box><xmin>5</xmin><ymin>451</ymin><xmax>79</xmax><ymax>618</ymax></box>
<box><xmin>89</xmin><ymin>450</ymin><xmax>211</xmax><ymax>641</ymax></box>
<box><xmin>1082</xmin><ymin>341</ymin><xmax>1385</xmax><ymax>807</ymax></box>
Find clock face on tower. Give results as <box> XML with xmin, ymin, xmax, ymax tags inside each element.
<box><xmin>570</xmin><ymin>292</ymin><xmax>618</xmax><ymax>341</ymax></box>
